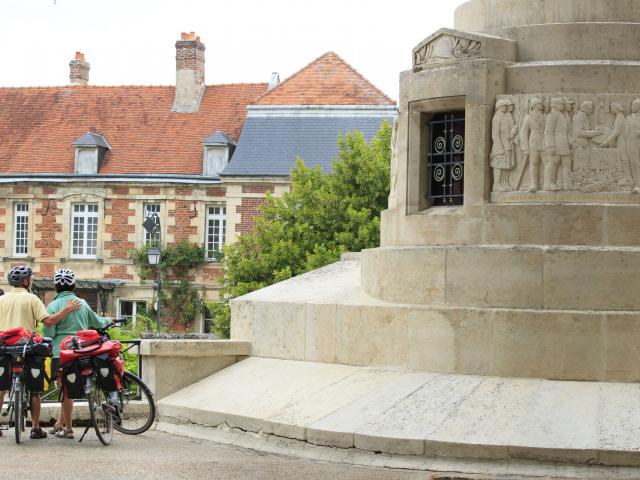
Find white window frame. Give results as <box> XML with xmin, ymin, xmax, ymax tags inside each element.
<box><xmin>13</xmin><ymin>203</ymin><xmax>29</xmax><ymax>257</ymax></box>
<box><xmin>71</xmin><ymin>203</ymin><xmax>99</xmax><ymax>259</ymax></box>
<box><xmin>205</xmin><ymin>205</ymin><xmax>226</xmax><ymax>261</ymax></box>
<box><xmin>118</xmin><ymin>299</ymin><xmax>148</xmax><ymax>325</ymax></box>
<box><xmin>143</xmin><ymin>203</ymin><xmax>161</xmax><ymax>245</ymax></box>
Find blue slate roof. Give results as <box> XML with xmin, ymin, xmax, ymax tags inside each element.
<box><xmin>202</xmin><ymin>131</ymin><xmax>236</xmax><ymax>146</ymax></box>
<box><xmin>221</xmin><ymin>116</ymin><xmax>394</xmax><ymax>177</ymax></box>
<box><xmin>72</xmin><ymin>131</ymin><xmax>111</xmax><ymax>149</ymax></box>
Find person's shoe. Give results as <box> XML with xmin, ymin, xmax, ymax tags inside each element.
<box><xmin>55</xmin><ymin>429</ymin><xmax>74</xmax><ymax>440</ymax></box>
<box><xmin>49</xmin><ymin>424</ymin><xmax>63</xmax><ymax>435</ymax></box>
<box><xmin>30</xmin><ymin>428</ymin><xmax>47</xmax><ymax>439</ymax></box>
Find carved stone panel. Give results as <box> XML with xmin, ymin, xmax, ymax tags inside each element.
<box><xmin>490</xmin><ymin>93</ymin><xmax>640</xmax><ymax>202</ymax></box>
<box><xmin>413</xmin><ymin>29</ymin><xmax>485</xmax><ymax>71</ymax></box>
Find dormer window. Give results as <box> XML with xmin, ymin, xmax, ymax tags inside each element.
<box><xmin>72</xmin><ymin>132</ymin><xmax>111</xmax><ymax>174</ymax></box>
<box><xmin>202</xmin><ymin>131</ymin><xmax>236</xmax><ymax>177</ymax></box>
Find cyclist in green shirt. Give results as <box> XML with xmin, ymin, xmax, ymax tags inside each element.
<box><xmin>44</xmin><ymin>268</ymin><xmax>112</xmax><ymax>439</ymax></box>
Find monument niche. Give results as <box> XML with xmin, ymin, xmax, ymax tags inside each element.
<box><xmin>232</xmin><ymin>0</ymin><xmax>640</xmax><ymax>383</ymax></box>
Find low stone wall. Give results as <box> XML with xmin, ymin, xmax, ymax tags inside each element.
<box><xmin>140</xmin><ymin>339</ymin><xmax>251</xmax><ymax>399</ymax></box>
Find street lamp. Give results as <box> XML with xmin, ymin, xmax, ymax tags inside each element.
<box><xmin>147</xmin><ymin>246</ymin><xmax>162</xmax><ymax>332</ymax></box>
<box><xmin>147</xmin><ymin>246</ymin><xmax>161</xmax><ymax>266</ymax></box>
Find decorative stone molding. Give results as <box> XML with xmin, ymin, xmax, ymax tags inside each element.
<box><xmin>412</xmin><ymin>28</ymin><xmax>516</xmax><ymax>71</ymax></box>
<box><xmin>491</xmin><ymin>93</ymin><xmax>640</xmax><ymax>199</ymax></box>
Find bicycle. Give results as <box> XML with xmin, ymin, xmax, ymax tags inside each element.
<box><xmin>43</xmin><ymin>318</ymin><xmax>156</xmax><ymax>443</ymax></box>
<box><xmin>1</xmin><ymin>334</ymin><xmax>52</xmax><ymax>444</ymax></box>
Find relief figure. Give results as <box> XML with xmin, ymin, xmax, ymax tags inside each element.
<box><xmin>599</xmin><ymin>102</ymin><xmax>628</xmax><ymax>173</ymax></box>
<box><xmin>544</xmin><ymin>97</ymin><xmax>572</xmax><ymax>191</ymax></box>
<box><xmin>519</xmin><ymin>98</ymin><xmax>545</xmax><ymax>192</ymax></box>
<box><xmin>491</xmin><ymin>99</ymin><xmax>518</xmax><ymax>192</ymax></box>
<box><xmin>388</xmin><ymin>120</ymin><xmax>399</xmax><ymax>207</ymax></box>
<box><xmin>573</xmin><ymin>101</ymin><xmax>603</xmax><ymax>148</ymax></box>
<box><xmin>625</xmin><ymin>99</ymin><xmax>640</xmax><ymax>193</ymax></box>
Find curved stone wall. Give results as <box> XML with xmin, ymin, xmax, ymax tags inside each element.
<box><xmin>362</xmin><ymin>245</ymin><xmax>640</xmax><ymax>310</ymax></box>
<box><xmin>455</xmin><ymin>0</ymin><xmax>640</xmax><ymax>32</ymax></box>
<box><xmin>381</xmin><ymin>204</ymin><xmax>640</xmax><ymax>248</ymax></box>
<box><xmin>497</xmin><ymin>23</ymin><xmax>640</xmax><ymax>63</ymax></box>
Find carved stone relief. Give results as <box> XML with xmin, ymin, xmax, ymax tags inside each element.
<box><xmin>388</xmin><ymin>120</ymin><xmax>399</xmax><ymax>208</ymax></box>
<box><xmin>414</xmin><ymin>34</ymin><xmax>482</xmax><ymax>69</ymax></box>
<box><xmin>491</xmin><ymin>93</ymin><xmax>640</xmax><ymax>195</ymax></box>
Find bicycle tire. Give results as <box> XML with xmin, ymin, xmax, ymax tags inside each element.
<box><xmin>13</xmin><ymin>382</ymin><xmax>24</xmax><ymax>444</ymax></box>
<box><xmin>87</xmin><ymin>376</ymin><xmax>113</xmax><ymax>446</ymax></box>
<box><xmin>113</xmin><ymin>371</ymin><xmax>156</xmax><ymax>435</ymax></box>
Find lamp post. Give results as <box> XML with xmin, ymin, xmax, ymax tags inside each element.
<box><xmin>147</xmin><ymin>245</ymin><xmax>162</xmax><ymax>332</ymax></box>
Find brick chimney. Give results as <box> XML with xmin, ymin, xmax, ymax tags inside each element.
<box><xmin>69</xmin><ymin>51</ymin><xmax>90</xmax><ymax>85</ymax></box>
<box><xmin>173</xmin><ymin>32</ymin><xmax>205</xmax><ymax>112</ymax></box>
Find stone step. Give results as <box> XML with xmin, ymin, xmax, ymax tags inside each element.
<box><xmin>158</xmin><ymin>357</ymin><xmax>640</xmax><ymax>469</ymax></box>
<box><xmin>231</xmin><ymin>259</ymin><xmax>640</xmax><ymax>382</ymax></box>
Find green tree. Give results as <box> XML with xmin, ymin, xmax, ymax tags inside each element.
<box><xmin>210</xmin><ymin>122</ymin><xmax>392</xmax><ymax>338</ymax></box>
<box><xmin>129</xmin><ymin>240</ymin><xmax>206</xmax><ymax>327</ymax></box>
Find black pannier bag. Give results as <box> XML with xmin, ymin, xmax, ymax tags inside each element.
<box><xmin>61</xmin><ymin>362</ymin><xmax>85</xmax><ymax>399</ymax></box>
<box><xmin>24</xmin><ymin>355</ymin><xmax>46</xmax><ymax>393</ymax></box>
<box><xmin>29</xmin><ymin>339</ymin><xmax>53</xmax><ymax>357</ymax></box>
<box><xmin>0</xmin><ymin>355</ymin><xmax>11</xmax><ymax>391</ymax></box>
<box><xmin>94</xmin><ymin>354</ymin><xmax>120</xmax><ymax>393</ymax></box>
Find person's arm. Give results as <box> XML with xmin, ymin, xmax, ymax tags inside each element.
<box><xmin>86</xmin><ymin>305</ymin><xmax>112</xmax><ymax>329</ymax></box>
<box><xmin>42</xmin><ymin>303</ymin><xmax>58</xmax><ymax>338</ymax></box>
<box><xmin>41</xmin><ymin>299</ymin><xmax>81</xmax><ymax>328</ymax></box>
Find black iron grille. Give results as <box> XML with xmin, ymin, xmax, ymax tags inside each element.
<box><xmin>427</xmin><ymin>112</ymin><xmax>465</xmax><ymax>206</ymax></box>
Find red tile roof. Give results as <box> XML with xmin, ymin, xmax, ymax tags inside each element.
<box><xmin>0</xmin><ymin>83</ymin><xmax>267</xmax><ymax>175</ymax></box>
<box><xmin>254</xmin><ymin>52</ymin><xmax>395</xmax><ymax>106</ymax></box>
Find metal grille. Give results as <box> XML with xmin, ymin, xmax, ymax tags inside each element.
<box><xmin>427</xmin><ymin>112</ymin><xmax>465</xmax><ymax>206</ymax></box>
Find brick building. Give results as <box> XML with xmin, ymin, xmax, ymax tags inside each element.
<box><xmin>0</xmin><ymin>33</ymin><xmax>395</xmax><ymax>329</ymax></box>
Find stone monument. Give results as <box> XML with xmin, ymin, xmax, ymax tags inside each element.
<box><xmin>229</xmin><ymin>0</ymin><xmax>640</xmax><ymax>383</ymax></box>
<box><xmin>159</xmin><ymin>1</ymin><xmax>640</xmax><ymax>470</ymax></box>
<box><xmin>368</xmin><ymin>0</ymin><xmax>640</xmax><ymax>382</ymax></box>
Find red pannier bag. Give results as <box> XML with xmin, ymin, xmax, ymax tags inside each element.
<box><xmin>0</xmin><ymin>327</ymin><xmax>42</xmax><ymax>346</ymax></box>
<box><xmin>59</xmin><ymin>338</ymin><xmax>124</xmax><ymax>394</ymax></box>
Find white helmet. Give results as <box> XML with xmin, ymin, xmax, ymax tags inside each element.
<box><xmin>54</xmin><ymin>268</ymin><xmax>76</xmax><ymax>286</ymax></box>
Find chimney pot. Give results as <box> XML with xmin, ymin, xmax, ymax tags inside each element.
<box><xmin>268</xmin><ymin>72</ymin><xmax>280</xmax><ymax>91</ymax></box>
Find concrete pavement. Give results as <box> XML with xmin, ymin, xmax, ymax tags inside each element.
<box><xmin>0</xmin><ymin>428</ymin><xmax>533</xmax><ymax>480</ymax></box>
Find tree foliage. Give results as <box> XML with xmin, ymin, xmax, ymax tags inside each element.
<box><xmin>129</xmin><ymin>240</ymin><xmax>206</xmax><ymax>327</ymax></box>
<box><xmin>210</xmin><ymin>122</ymin><xmax>392</xmax><ymax>337</ymax></box>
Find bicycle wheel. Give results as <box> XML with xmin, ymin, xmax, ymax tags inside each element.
<box><xmin>87</xmin><ymin>376</ymin><xmax>113</xmax><ymax>446</ymax></box>
<box><xmin>113</xmin><ymin>371</ymin><xmax>156</xmax><ymax>435</ymax></box>
<box><xmin>13</xmin><ymin>382</ymin><xmax>24</xmax><ymax>444</ymax></box>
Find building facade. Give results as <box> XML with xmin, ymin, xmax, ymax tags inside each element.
<box><xmin>0</xmin><ymin>33</ymin><xmax>395</xmax><ymax>328</ymax></box>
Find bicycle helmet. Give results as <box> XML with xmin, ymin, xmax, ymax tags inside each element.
<box><xmin>7</xmin><ymin>265</ymin><xmax>32</xmax><ymax>286</ymax></box>
<box><xmin>54</xmin><ymin>268</ymin><xmax>76</xmax><ymax>287</ymax></box>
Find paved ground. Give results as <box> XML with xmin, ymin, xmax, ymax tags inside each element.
<box><xmin>1</xmin><ymin>427</ymin><xmax>587</xmax><ymax>480</ymax></box>
<box><xmin>1</xmin><ymin>429</ymin><xmax>495</xmax><ymax>480</ymax></box>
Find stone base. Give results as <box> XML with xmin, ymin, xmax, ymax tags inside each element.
<box><xmin>362</xmin><ymin>245</ymin><xmax>640</xmax><ymax>311</ymax></box>
<box><xmin>231</xmin><ymin>258</ymin><xmax>640</xmax><ymax>382</ymax></box>
<box><xmin>158</xmin><ymin>357</ymin><xmax>640</xmax><ymax>469</ymax></box>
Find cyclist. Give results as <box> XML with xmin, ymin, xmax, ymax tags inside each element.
<box><xmin>44</xmin><ymin>268</ymin><xmax>112</xmax><ymax>440</ymax></box>
<box><xmin>0</xmin><ymin>265</ymin><xmax>80</xmax><ymax>439</ymax></box>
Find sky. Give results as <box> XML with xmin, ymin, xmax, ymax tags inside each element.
<box><xmin>0</xmin><ymin>0</ymin><xmax>467</xmax><ymax>102</ymax></box>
